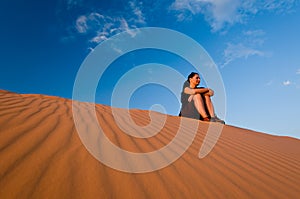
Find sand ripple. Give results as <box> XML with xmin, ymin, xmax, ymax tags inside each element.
<box><xmin>0</xmin><ymin>90</ymin><xmax>300</xmax><ymax>198</ymax></box>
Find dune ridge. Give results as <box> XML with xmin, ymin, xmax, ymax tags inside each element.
<box><xmin>0</xmin><ymin>90</ymin><xmax>299</xmax><ymax>199</ymax></box>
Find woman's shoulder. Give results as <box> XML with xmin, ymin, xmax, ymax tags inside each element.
<box><xmin>182</xmin><ymin>81</ymin><xmax>189</xmax><ymax>88</ymax></box>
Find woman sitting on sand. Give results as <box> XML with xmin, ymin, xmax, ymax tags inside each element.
<box><xmin>179</xmin><ymin>72</ymin><xmax>224</xmax><ymax>124</ymax></box>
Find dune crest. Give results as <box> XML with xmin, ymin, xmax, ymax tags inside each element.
<box><xmin>0</xmin><ymin>90</ymin><xmax>300</xmax><ymax>199</ymax></box>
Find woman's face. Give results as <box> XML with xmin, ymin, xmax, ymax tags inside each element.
<box><xmin>190</xmin><ymin>74</ymin><xmax>200</xmax><ymax>86</ymax></box>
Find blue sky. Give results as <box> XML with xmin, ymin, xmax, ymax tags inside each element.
<box><xmin>1</xmin><ymin>0</ymin><xmax>300</xmax><ymax>139</ymax></box>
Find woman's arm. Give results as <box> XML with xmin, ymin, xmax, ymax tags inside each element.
<box><xmin>184</xmin><ymin>87</ymin><xmax>209</xmax><ymax>95</ymax></box>
<box><xmin>184</xmin><ymin>87</ymin><xmax>214</xmax><ymax>96</ymax></box>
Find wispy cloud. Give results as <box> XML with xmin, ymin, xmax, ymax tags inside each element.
<box><xmin>296</xmin><ymin>69</ymin><xmax>300</xmax><ymax>74</ymax></box>
<box><xmin>242</xmin><ymin>29</ymin><xmax>266</xmax><ymax>45</ymax></box>
<box><xmin>128</xmin><ymin>0</ymin><xmax>146</xmax><ymax>25</ymax></box>
<box><xmin>260</xmin><ymin>0</ymin><xmax>297</xmax><ymax>13</ymax></box>
<box><xmin>221</xmin><ymin>43</ymin><xmax>266</xmax><ymax>67</ymax></box>
<box><xmin>220</xmin><ymin>29</ymin><xmax>270</xmax><ymax>67</ymax></box>
<box><xmin>75</xmin><ymin>15</ymin><xmax>90</xmax><ymax>33</ymax></box>
<box><xmin>73</xmin><ymin>1</ymin><xmax>146</xmax><ymax>44</ymax></box>
<box><xmin>243</xmin><ymin>29</ymin><xmax>265</xmax><ymax>36</ymax></box>
<box><xmin>283</xmin><ymin>80</ymin><xmax>292</xmax><ymax>86</ymax></box>
<box><xmin>170</xmin><ymin>0</ymin><xmax>298</xmax><ymax>31</ymax></box>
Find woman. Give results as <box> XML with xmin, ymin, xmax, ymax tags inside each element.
<box><xmin>179</xmin><ymin>72</ymin><xmax>224</xmax><ymax>124</ymax></box>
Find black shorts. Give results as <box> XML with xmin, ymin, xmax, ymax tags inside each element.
<box><xmin>179</xmin><ymin>94</ymin><xmax>209</xmax><ymax>120</ymax></box>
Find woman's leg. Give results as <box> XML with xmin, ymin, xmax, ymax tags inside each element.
<box><xmin>204</xmin><ymin>95</ymin><xmax>215</xmax><ymax>118</ymax></box>
<box><xmin>192</xmin><ymin>94</ymin><xmax>209</xmax><ymax>119</ymax></box>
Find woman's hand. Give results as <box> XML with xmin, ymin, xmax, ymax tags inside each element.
<box><xmin>204</xmin><ymin>88</ymin><xmax>214</xmax><ymax>96</ymax></box>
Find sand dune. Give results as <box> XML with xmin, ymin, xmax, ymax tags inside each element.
<box><xmin>0</xmin><ymin>90</ymin><xmax>300</xmax><ymax>199</ymax></box>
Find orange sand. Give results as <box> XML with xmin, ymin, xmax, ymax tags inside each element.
<box><xmin>0</xmin><ymin>90</ymin><xmax>299</xmax><ymax>198</ymax></box>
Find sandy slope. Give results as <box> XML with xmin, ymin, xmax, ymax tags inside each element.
<box><xmin>0</xmin><ymin>90</ymin><xmax>299</xmax><ymax>199</ymax></box>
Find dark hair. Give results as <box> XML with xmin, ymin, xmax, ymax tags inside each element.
<box><xmin>187</xmin><ymin>72</ymin><xmax>199</xmax><ymax>82</ymax></box>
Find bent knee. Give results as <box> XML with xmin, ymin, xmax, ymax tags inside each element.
<box><xmin>189</xmin><ymin>93</ymin><xmax>201</xmax><ymax>102</ymax></box>
<box><xmin>193</xmin><ymin>93</ymin><xmax>201</xmax><ymax>99</ymax></box>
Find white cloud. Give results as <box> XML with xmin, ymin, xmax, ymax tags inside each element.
<box><xmin>283</xmin><ymin>80</ymin><xmax>292</xmax><ymax>86</ymax></box>
<box><xmin>170</xmin><ymin>0</ymin><xmax>246</xmax><ymax>31</ymax></box>
<box><xmin>241</xmin><ymin>29</ymin><xmax>267</xmax><ymax>46</ymax></box>
<box><xmin>296</xmin><ymin>69</ymin><xmax>300</xmax><ymax>74</ymax></box>
<box><xmin>75</xmin><ymin>15</ymin><xmax>89</xmax><ymax>33</ymax></box>
<box><xmin>75</xmin><ymin>13</ymin><xmax>114</xmax><ymax>43</ymax></box>
<box><xmin>220</xmin><ymin>28</ymin><xmax>269</xmax><ymax>67</ymax></box>
<box><xmin>170</xmin><ymin>0</ymin><xmax>202</xmax><ymax>15</ymax></box>
<box><xmin>75</xmin><ymin>13</ymin><xmax>106</xmax><ymax>34</ymax></box>
<box><xmin>128</xmin><ymin>0</ymin><xmax>146</xmax><ymax>25</ymax></box>
<box><xmin>170</xmin><ymin>0</ymin><xmax>297</xmax><ymax>31</ymax></box>
<box><xmin>260</xmin><ymin>0</ymin><xmax>297</xmax><ymax>13</ymax></box>
<box><xmin>243</xmin><ymin>29</ymin><xmax>265</xmax><ymax>37</ymax></box>
<box><xmin>74</xmin><ymin>1</ymin><xmax>146</xmax><ymax>44</ymax></box>
<box><xmin>89</xmin><ymin>17</ymin><xmax>140</xmax><ymax>44</ymax></box>
<box><xmin>222</xmin><ymin>43</ymin><xmax>265</xmax><ymax>67</ymax></box>
<box><xmin>90</xmin><ymin>34</ymin><xmax>108</xmax><ymax>43</ymax></box>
